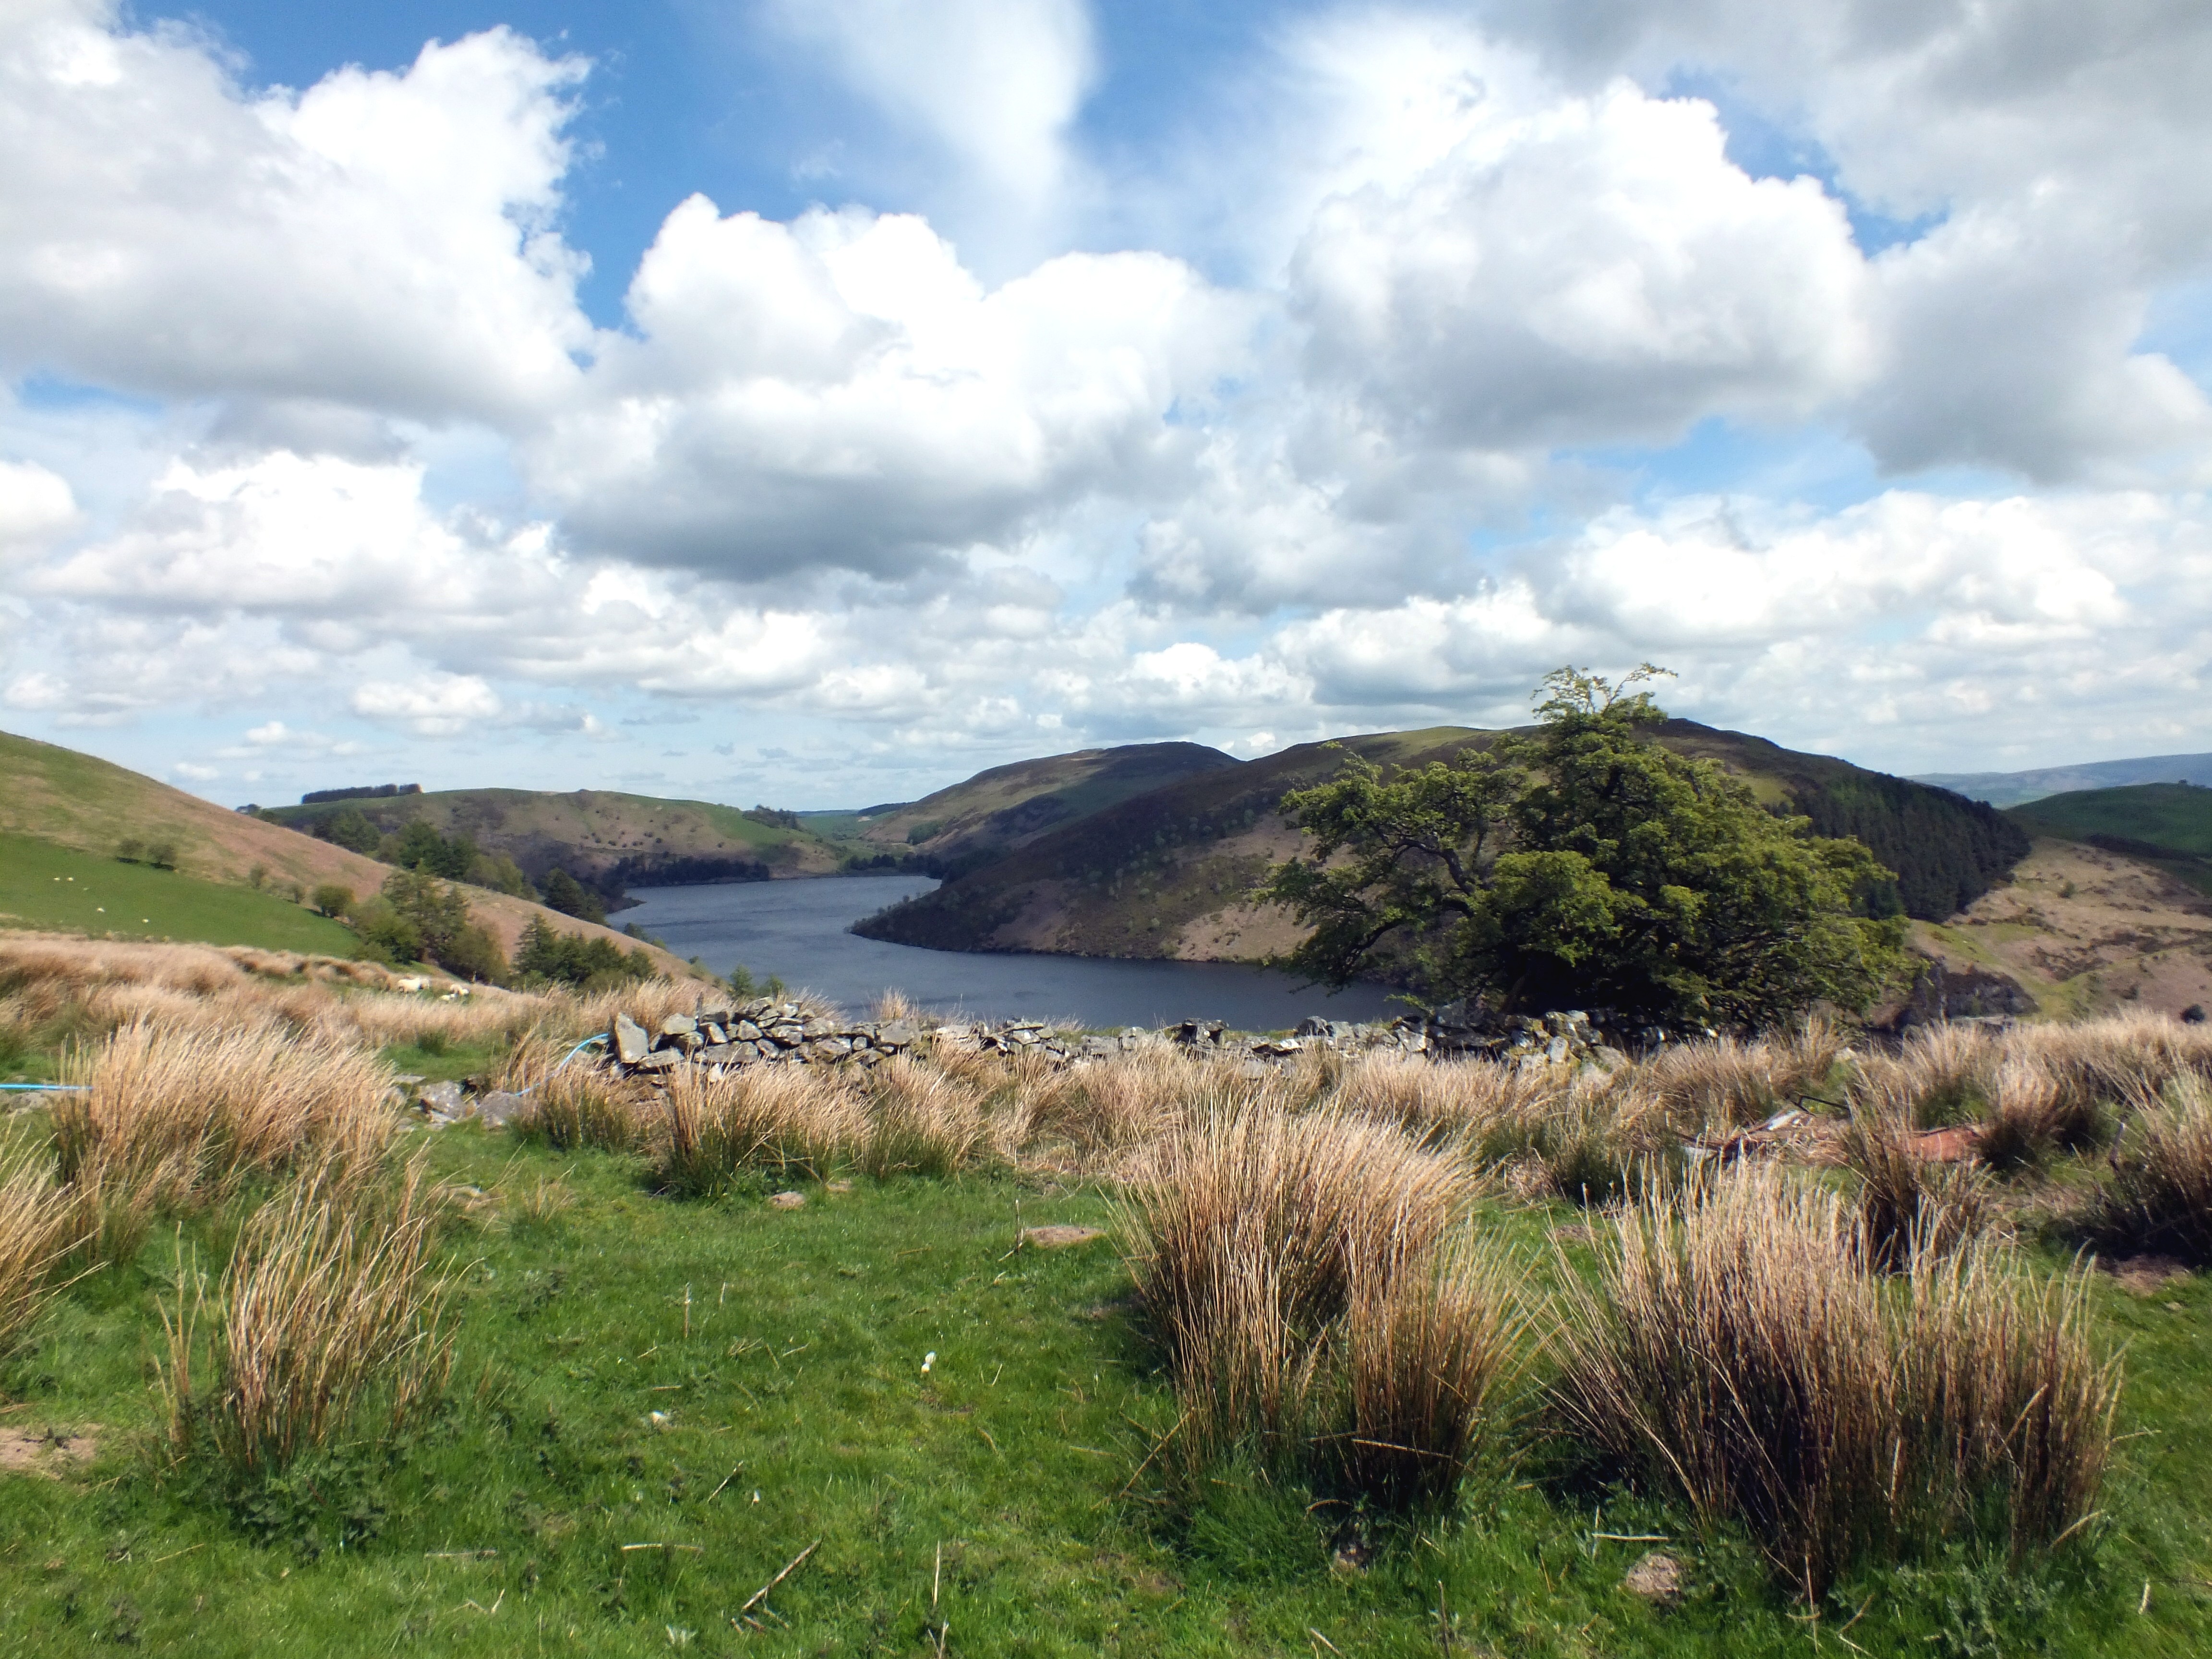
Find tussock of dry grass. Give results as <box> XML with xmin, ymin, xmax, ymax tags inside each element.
<box><xmin>861</xmin><ymin>1059</ymin><xmax>987</xmax><ymax>1178</ymax></box>
<box><xmin>163</xmin><ymin>1159</ymin><xmax>454</xmax><ymax>1475</ymax></box>
<box><xmin>1839</xmin><ymin>1100</ymin><xmax>1994</xmax><ymax>1269</ymax></box>
<box><xmin>1551</xmin><ymin>1166</ymin><xmax>2116</xmax><ymax>1595</ymax></box>
<box><xmin>1329</xmin><ymin>1237</ymin><xmax>1525</xmax><ymax>1508</ymax></box>
<box><xmin>0</xmin><ymin>1153</ymin><xmax>84</xmax><ymax>1353</ymax></box>
<box><xmin>657</xmin><ymin>1066</ymin><xmax>864</xmax><ymax>1193</ymax></box>
<box><xmin>2087</xmin><ymin>1074</ymin><xmax>2212</xmax><ymax>1262</ymax></box>
<box><xmin>1636</xmin><ymin>1020</ymin><xmax>1840</xmax><ymax>1133</ymax></box>
<box><xmin>55</xmin><ymin>1019</ymin><xmax>397</xmax><ymax>1204</ymax></box>
<box><xmin>510</xmin><ymin>1066</ymin><xmax>653</xmax><ymax>1155</ymax></box>
<box><xmin>1124</xmin><ymin>1107</ymin><xmax>1509</xmax><ymax>1503</ymax></box>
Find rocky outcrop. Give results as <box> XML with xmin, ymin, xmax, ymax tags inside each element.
<box><xmin>1893</xmin><ymin>960</ymin><xmax>2037</xmax><ymax>1027</ymax></box>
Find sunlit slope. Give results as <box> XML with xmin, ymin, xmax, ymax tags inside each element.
<box><xmin>0</xmin><ymin>832</ymin><xmax>359</xmax><ymax>953</ymax></box>
<box><xmin>0</xmin><ymin>731</ymin><xmax>694</xmax><ymax>971</ymax></box>
<box><xmin>264</xmin><ymin>787</ymin><xmax>843</xmax><ymax>885</ymax></box>
<box><xmin>854</xmin><ymin>722</ymin><xmax>2031</xmax><ymax>962</ymax></box>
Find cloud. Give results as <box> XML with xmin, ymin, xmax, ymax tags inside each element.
<box><xmin>1478</xmin><ymin>0</ymin><xmax>2212</xmax><ymax>479</ymax></box>
<box><xmin>350</xmin><ymin>673</ymin><xmax>503</xmax><ymax>736</ymax></box>
<box><xmin>0</xmin><ymin>457</ymin><xmax>76</xmax><ymax>552</ymax></box>
<box><xmin>1282</xmin><ymin>20</ymin><xmax>1871</xmax><ymax>453</ymax></box>
<box><xmin>534</xmin><ymin>199</ymin><xmax>1251</xmax><ymax>577</ymax></box>
<box><xmin>760</xmin><ymin>0</ymin><xmax>1095</xmax><ymax>211</ymax></box>
<box><xmin>0</xmin><ymin>2</ymin><xmax>590</xmax><ymax>423</ymax></box>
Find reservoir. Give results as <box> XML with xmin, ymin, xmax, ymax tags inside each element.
<box><xmin>613</xmin><ymin>874</ymin><xmax>1403</xmax><ymax>1031</ymax></box>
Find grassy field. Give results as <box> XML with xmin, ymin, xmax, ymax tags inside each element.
<box><xmin>0</xmin><ymin>833</ymin><xmax>358</xmax><ymax>955</ymax></box>
<box><xmin>4</xmin><ymin>942</ymin><xmax>2212</xmax><ymax>1656</ymax></box>
<box><xmin>7</xmin><ymin>1132</ymin><xmax>2206</xmax><ymax>1658</ymax></box>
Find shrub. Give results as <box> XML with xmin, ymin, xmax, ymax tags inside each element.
<box><xmin>515</xmin><ymin>916</ymin><xmax>655</xmax><ymax>989</ymax></box>
<box><xmin>310</xmin><ymin>885</ymin><xmax>354</xmax><ymax>920</ymax></box>
<box><xmin>438</xmin><ymin>922</ymin><xmax>509</xmax><ymax>986</ymax></box>
<box><xmin>1550</xmin><ymin>1166</ymin><xmax>2115</xmax><ymax>1595</ymax></box>
<box><xmin>146</xmin><ymin>841</ymin><xmax>179</xmax><ymax>871</ymax></box>
<box><xmin>2086</xmin><ymin>1074</ymin><xmax>2212</xmax><ymax>1262</ymax></box>
<box><xmin>540</xmin><ymin>868</ymin><xmax>606</xmax><ymax>925</ymax></box>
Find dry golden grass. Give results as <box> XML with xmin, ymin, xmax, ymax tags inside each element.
<box><xmin>860</xmin><ymin>1059</ymin><xmax>987</xmax><ymax>1179</ymax></box>
<box><xmin>657</xmin><ymin>1065</ymin><xmax>865</xmax><ymax>1193</ymax></box>
<box><xmin>1636</xmin><ymin>1017</ymin><xmax>1844</xmax><ymax>1133</ymax></box>
<box><xmin>510</xmin><ymin>1066</ymin><xmax>654</xmax><ymax>1154</ymax></box>
<box><xmin>55</xmin><ymin>1019</ymin><xmax>397</xmax><ymax>1205</ymax></box>
<box><xmin>1839</xmin><ymin>1099</ymin><xmax>1994</xmax><ymax>1269</ymax></box>
<box><xmin>1327</xmin><ymin>1236</ymin><xmax>1526</xmax><ymax>1507</ymax></box>
<box><xmin>2087</xmin><ymin>1073</ymin><xmax>2212</xmax><ymax>1262</ymax></box>
<box><xmin>1124</xmin><ymin>1106</ymin><xmax>1487</xmax><ymax>1493</ymax></box>
<box><xmin>0</xmin><ymin>1151</ymin><xmax>84</xmax><ymax>1353</ymax></box>
<box><xmin>162</xmin><ymin>1158</ymin><xmax>454</xmax><ymax>1474</ymax></box>
<box><xmin>1551</xmin><ymin>1165</ymin><xmax>2115</xmax><ymax>1595</ymax></box>
<box><xmin>1018</xmin><ymin>1047</ymin><xmax>1194</xmax><ymax>1161</ymax></box>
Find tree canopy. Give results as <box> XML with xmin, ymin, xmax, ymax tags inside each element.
<box><xmin>1261</xmin><ymin>667</ymin><xmax>1908</xmax><ymax>1028</ymax></box>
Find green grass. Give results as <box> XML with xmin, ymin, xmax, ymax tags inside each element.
<box><xmin>2010</xmin><ymin>784</ymin><xmax>2212</xmax><ymax>861</ymax></box>
<box><xmin>2</xmin><ymin>1101</ymin><xmax>2208</xmax><ymax>1657</ymax></box>
<box><xmin>0</xmin><ymin>832</ymin><xmax>358</xmax><ymax>955</ymax></box>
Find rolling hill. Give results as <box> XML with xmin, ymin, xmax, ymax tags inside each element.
<box><xmin>854</xmin><ymin>721</ymin><xmax>2031</xmax><ymax>964</ymax></box>
<box><xmin>262</xmin><ymin>788</ymin><xmax>844</xmax><ymax>889</ymax></box>
<box><xmin>0</xmin><ymin>730</ymin><xmax>693</xmax><ymax>972</ymax></box>
<box><xmin>1914</xmin><ymin>750</ymin><xmax>2212</xmax><ymax>807</ymax></box>
<box><xmin>838</xmin><ymin>741</ymin><xmax>1242</xmax><ymax>876</ymax></box>
<box><xmin>2006</xmin><ymin>782</ymin><xmax>2212</xmax><ymax>892</ymax></box>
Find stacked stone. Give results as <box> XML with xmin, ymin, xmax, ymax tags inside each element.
<box><xmin>609</xmin><ymin>999</ymin><xmax>925</xmax><ymax>1078</ymax></box>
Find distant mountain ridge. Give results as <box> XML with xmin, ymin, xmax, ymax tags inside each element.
<box><xmin>855</xmin><ymin>721</ymin><xmax>2030</xmax><ymax>966</ymax></box>
<box><xmin>1913</xmin><ymin>751</ymin><xmax>2212</xmax><ymax>807</ymax></box>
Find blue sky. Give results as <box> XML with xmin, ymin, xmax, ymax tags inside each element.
<box><xmin>2</xmin><ymin>0</ymin><xmax>2209</xmax><ymax>808</ymax></box>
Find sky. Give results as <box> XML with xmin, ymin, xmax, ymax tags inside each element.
<box><xmin>1</xmin><ymin>0</ymin><xmax>2209</xmax><ymax>811</ymax></box>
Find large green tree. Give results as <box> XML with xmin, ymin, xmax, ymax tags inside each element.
<box><xmin>1262</xmin><ymin>667</ymin><xmax>1908</xmax><ymax>1027</ymax></box>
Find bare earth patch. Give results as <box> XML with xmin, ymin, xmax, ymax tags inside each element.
<box><xmin>0</xmin><ymin>1426</ymin><xmax>97</xmax><ymax>1479</ymax></box>
<box><xmin>1020</xmin><ymin>1224</ymin><xmax>1105</xmax><ymax>1249</ymax></box>
<box><xmin>1915</xmin><ymin>839</ymin><xmax>2212</xmax><ymax>1019</ymax></box>
<box><xmin>2105</xmin><ymin>1256</ymin><xmax>2195</xmax><ymax>1298</ymax></box>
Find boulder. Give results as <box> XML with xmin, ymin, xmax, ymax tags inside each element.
<box><xmin>612</xmin><ymin>1014</ymin><xmax>651</xmax><ymax>1065</ymax></box>
<box><xmin>659</xmin><ymin>1013</ymin><xmax>698</xmax><ymax>1038</ymax></box>
<box><xmin>418</xmin><ymin>1079</ymin><xmax>468</xmax><ymax>1122</ymax></box>
<box><xmin>476</xmin><ymin>1091</ymin><xmax>529</xmax><ymax>1129</ymax></box>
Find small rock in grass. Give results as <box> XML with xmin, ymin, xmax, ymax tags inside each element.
<box><xmin>1622</xmin><ymin>1551</ymin><xmax>1683</xmax><ymax>1605</ymax></box>
<box><xmin>768</xmin><ymin>1191</ymin><xmax>807</xmax><ymax>1210</ymax></box>
<box><xmin>1021</xmin><ymin>1225</ymin><xmax>1105</xmax><ymax>1249</ymax></box>
<box><xmin>825</xmin><ymin>1179</ymin><xmax>854</xmax><ymax>1195</ymax></box>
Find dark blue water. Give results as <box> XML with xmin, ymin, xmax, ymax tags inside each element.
<box><xmin>614</xmin><ymin>875</ymin><xmax>1402</xmax><ymax>1030</ymax></box>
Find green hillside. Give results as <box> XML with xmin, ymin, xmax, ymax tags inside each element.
<box><xmin>263</xmin><ymin>787</ymin><xmax>844</xmax><ymax>889</ymax></box>
<box><xmin>856</xmin><ymin>721</ymin><xmax>2031</xmax><ymax>962</ymax></box>
<box><xmin>0</xmin><ymin>731</ymin><xmax>698</xmax><ymax>975</ymax></box>
<box><xmin>2008</xmin><ymin>783</ymin><xmax>2212</xmax><ymax>890</ymax></box>
<box><xmin>848</xmin><ymin>741</ymin><xmax>1241</xmax><ymax>876</ymax></box>
<box><xmin>0</xmin><ymin>831</ymin><xmax>357</xmax><ymax>953</ymax></box>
